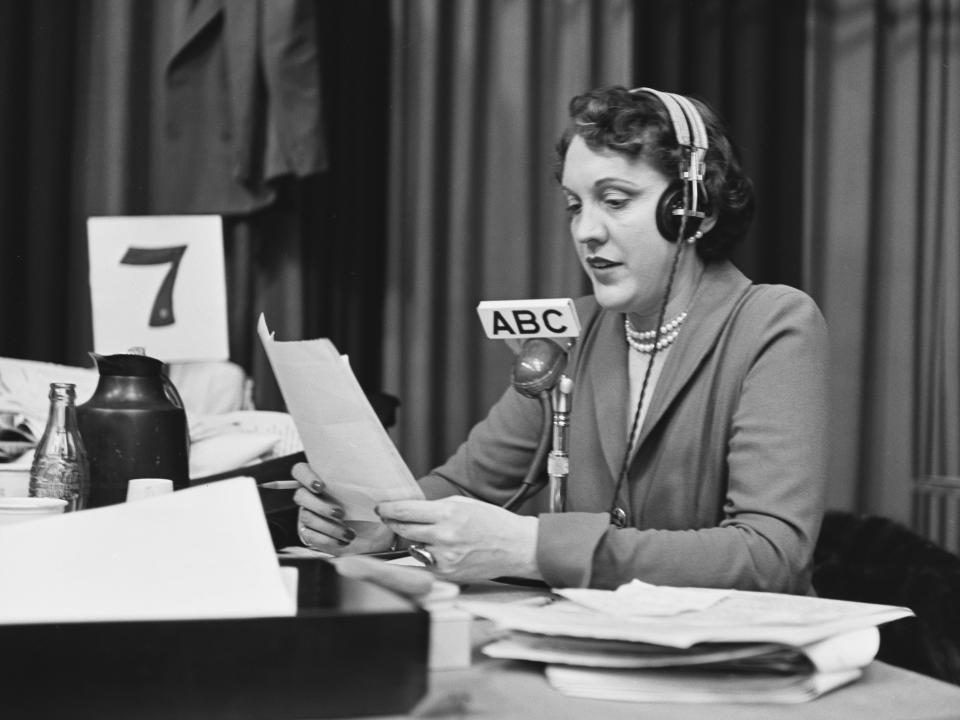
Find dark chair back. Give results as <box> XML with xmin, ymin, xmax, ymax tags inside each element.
<box><xmin>813</xmin><ymin>510</ymin><xmax>960</xmax><ymax>684</ymax></box>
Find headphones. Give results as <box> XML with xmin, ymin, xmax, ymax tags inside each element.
<box><xmin>629</xmin><ymin>87</ymin><xmax>713</xmax><ymax>243</ymax></box>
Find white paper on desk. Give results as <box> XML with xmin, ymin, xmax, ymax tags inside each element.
<box><xmin>540</xmin><ymin>630</ymin><xmax>880</xmax><ymax>704</ymax></box>
<box><xmin>545</xmin><ymin>664</ymin><xmax>863</xmax><ymax>704</ymax></box>
<box><xmin>484</xmin><ymin>624</ymin><xmax>880</xmax><ymax>672</ymax></box>
<box><xmin>460</xmin><ymin>588</ymin><xmax>914</xmax><ymax>649</ymax></box>
<box><xmin>0</xmin><ymin>477</ymin><xmax>296</xmax><ymax>624</ymax></box>
<box><xmin>257</xmin><ymin>315</ymin><xmax>423</xmax><ymax>522</ymax></box>
<box><xmin>557</xmin><ymin>580</ymin><xmax>731</xmax><ymax>617</ymax></box>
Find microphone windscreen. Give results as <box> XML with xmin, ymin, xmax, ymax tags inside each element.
<box><xmin>511</xmin><ymin>338</ymin><xmax>567</xmax><ymax>398</ymax></box>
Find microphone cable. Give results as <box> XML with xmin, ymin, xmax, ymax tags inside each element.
<box><xmin>502</xmin><ymin>390</ymin><xmax>553</xmax><ymax>511</ymax></box>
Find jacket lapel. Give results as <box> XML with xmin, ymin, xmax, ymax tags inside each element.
<box><xmin>168</xmin><ymin>0</ymin><xmax>223</xmax><ymax>70</ymax></box>
<box><xmin>577</xmin><ymin>261</ymin><xmax>751</xmax><ymax>486</ymax></box>
<box><xmin>632</xmin><ymin>261</ymin><xmax>752</xmax><ymax>451</ymax></box>
<box><xmin>583</xmin><ymin>310</ymin><xmax>629</xmax><ymax>485</ymax></box>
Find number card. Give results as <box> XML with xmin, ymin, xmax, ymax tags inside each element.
<box><xmin>87</xmin><ymin>215</ymin><xmax>229</xmax><ymax>362</ymax></box>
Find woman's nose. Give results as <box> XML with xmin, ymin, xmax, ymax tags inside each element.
<box><xmin>572</xmin><ymin>206</ymin><xmax>606</xmax><ymax>246</ymax></box>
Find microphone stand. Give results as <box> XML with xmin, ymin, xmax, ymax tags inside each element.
<box><xmin>546</xmin><ymin>375</ymin><xmax>573</xmax><ymax>513</ymax></box>
<box><xmin>503</xmin><ymin>338</ymin><xmax>575</xmax><ymax>512</ymax></box>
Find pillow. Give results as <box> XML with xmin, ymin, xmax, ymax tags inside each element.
<box><xmin>189</xmin><ymin>432</ymin><xmax>280</xmax><ymax>479</ymax></box>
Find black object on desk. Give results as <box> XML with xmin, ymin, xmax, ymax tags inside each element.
<box><xmin>0</xmin><ymin>557</ymin><xmax>429</xmax><ymax>719</ymax></box>
<box><xmin>192</xmin><ymin>451</ymin><xmax>306</xmax><ymax>550</ymax></box>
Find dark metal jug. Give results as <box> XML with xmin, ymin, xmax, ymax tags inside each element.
<box><xmin>77</xmin><ymin>352</ymin><xmax>189</xmax><ymax>508</ymax></box>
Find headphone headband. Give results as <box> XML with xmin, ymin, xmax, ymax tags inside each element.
<box><xmin>630</xmin><ymin>87</ymin><xmax>707</xmax><ymax>179</ymax></box>
<box><xmin>629</xmin><ymin>87</ymin><xmax>711</xmax><ymax>240</ymax></box>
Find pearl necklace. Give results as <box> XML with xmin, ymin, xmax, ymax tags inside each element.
<box><xmin>624</xmin><ymin>311</ymin><xmax>688</xmax><ymax>354</ymax></box>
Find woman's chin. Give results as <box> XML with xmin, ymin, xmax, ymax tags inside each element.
<box><xmin>592</xmin><ymin>287</ymin><xmax>633</xmax><ymax>314</ymax></box>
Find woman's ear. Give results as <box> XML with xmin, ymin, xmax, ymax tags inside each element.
<box><xmin>698</xmin><ymin>209</ymin><xmax>719</xmax><ymax>236</ymax></box>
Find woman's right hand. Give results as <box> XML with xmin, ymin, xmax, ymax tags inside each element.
<box><xmin>291</xmin><ymin>462</ymin><xmax>394</xmax><ymax>555</ymax></box>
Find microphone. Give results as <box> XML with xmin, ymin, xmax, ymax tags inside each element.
<box><xmin>511</xmin><ymin>337</ymin><xmax>567</xmax><ymax>398</ymax></box>
<box><xmin>475</xmin><ymin>299</ymin><xmax>580</xmax><ymax>512</ymax></box>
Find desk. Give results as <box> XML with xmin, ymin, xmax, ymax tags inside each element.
<box><xmin>338</xmin><ymin>580</ymin><xmax>960</xmax><ymax>720</ymax></box>
<box><xmin>413</xmin><ymin>658</ymin><xmax>960</xmax><ymax>720</ymax></box>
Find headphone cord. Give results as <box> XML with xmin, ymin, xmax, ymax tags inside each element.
<box><xmin>606</xmin><ymin>182</ymin><xmax>691</xmax><ymax>518</ymax></box>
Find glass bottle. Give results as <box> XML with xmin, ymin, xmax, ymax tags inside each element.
<box><xmin>29</xmin><ymin>382</ymin><xmax>90</xmax><ymax>512</ymax></box>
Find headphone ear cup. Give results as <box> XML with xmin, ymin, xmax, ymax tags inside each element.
<box><xmin>656</xmin><ymin>182</ymin><xmax>685</xmax><ymax>242</ymax></box>
<box><xmin>656</xmin><ymin>181</ymin><xmax>706</xmax><ymax>242</ymax></box>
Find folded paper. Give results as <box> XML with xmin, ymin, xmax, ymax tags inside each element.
<box><xmin>257</xmin><ymin>315</ymin><xmax>423</xmax><ymax>522</ymax></box>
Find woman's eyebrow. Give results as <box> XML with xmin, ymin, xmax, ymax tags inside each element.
<box><xmin>593</xmin><ymin>177</ymin><xmax>639</xmax><ymax>189</ymax></box>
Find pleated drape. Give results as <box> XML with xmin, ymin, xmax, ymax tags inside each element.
<box><xmin>916</xmin><ymin>1</ymin><xmax>960</xmax><ymax>480</ymax></box>
<box><xmin>805</xmin><ymin>0</ymin><xmax>960</xmax><ymax>521</ymax></box>
<box><xmin>384</xmin><ymin>0</ymin><xmax>633</xmax><ymax>475</ymax></box>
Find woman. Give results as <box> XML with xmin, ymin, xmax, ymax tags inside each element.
<box><xmin>294</xmin><ymin>85</ymin><xmax>829</xmax><ymax>593</ymax></box>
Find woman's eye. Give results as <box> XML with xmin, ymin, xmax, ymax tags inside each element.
<box><xmin>564</xmin><ymin>202</ymin><xmax>581</xmax><ymax>216</ymax></box>
<box><xmin>603</xmin><ymin>194</ymin><xmax>629</xmax><ymax>209</ymax></box>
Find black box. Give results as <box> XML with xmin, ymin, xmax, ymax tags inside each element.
<box><xmin>0</xmin><ymin>557</ymin><xmax>429</xmax><ymax>719</ymax></box>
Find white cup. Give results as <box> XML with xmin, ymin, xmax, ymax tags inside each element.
<box><xmin>126</xmin><ymin>478</ymin><xmax>174</xmax><ymax>502</ymax></box>
<box><xmin>0</xmin><ymin>467</ymin><xmax>31</xmax><ymax>497</ymax></box>
<box><xmin>0</xmin><ymin>497</ymin><xmax>68</xmax><ymax>526</ymax></box>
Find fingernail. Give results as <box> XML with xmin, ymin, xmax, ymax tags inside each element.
<box><xmin>344</xmin><ymin>527</ymin><xmax>357</xmax><ymax>541</ymax></box>
<box><xmin>330</xmin><ymin>507</ymin><xmax>344</xmax><ymax>520</ymax></box>
<box><xmin>374</xmin><ymin>504</ymin><xmax>382</xmax><ymax>516</ymax></box>
<box><xmin>310</xmin><ymin>480</ymin><xmax>323</xmax><ymax>493</ymax></box>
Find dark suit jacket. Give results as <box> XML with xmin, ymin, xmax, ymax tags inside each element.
<box><xmin>160</xmin><ymin>0</ymin><xmax>327</xmax><ymax>214</ymax></box>
<box><xmin>420</xmin><ymin>261</ymin><xmax>830</xmax><ymax>593</ymax></box>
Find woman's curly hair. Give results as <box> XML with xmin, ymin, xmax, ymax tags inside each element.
<box><xmin>555</xmin><ymin>85</ymin><xmax>754</xmax><ymax>262</ymax></box>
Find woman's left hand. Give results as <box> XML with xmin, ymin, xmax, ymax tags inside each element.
<box><xmin>375</xmin><ymin>496</ymin><xmax>540</xmax><ymax>583</ymax></box>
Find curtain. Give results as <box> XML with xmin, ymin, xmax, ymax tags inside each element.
<box><xmin>0</xmin><ymin>0</ymin><xmax>84</xmax><ymax>362</ymax></box>
<box><xmin>384</xmin><ymin>0</ymin><xmax>632</xmax><ymax>476</ymax></box>
<box><xmin>384</xmin><ymin>0</ymin><xmax>808</xmax><ymax>476</ymax></box>
<box><xmin>805</xmin><ymin>0</ymin><xmax>960</xmax><ymax>521</ymax></box>
<box><xmin>0</xmin><ymin>0</ymin><xmax>390</xmax><ymax>412</ymax></box>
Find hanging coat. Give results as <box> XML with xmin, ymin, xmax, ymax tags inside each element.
<box><xmin>159</xmin><ymin>0</ymin><xmax>328</xmax><ymax>215</ymax></box>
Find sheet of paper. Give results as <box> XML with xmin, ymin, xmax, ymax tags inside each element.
<box><xmin>257</xmin><ymin>315</ymin><xmax>424</xmax><ymax>522</ymax></box>
<box><xmin>545</xmin><ymin>664</ymin><xmax>862</xmax><ymax>704</ymax></box>
<box><xmin>460</xmin><ymin>588</ymin><xmax>913</xmax><ymax>649</ymax></box>
<box><xmin>0</xmin><ymin>477</ymin><xmax>296</xmax><ymax>624</ymax></box>
<box><xmin>482</xmin><ymin>635</ymin><xmax>789</xmax><ymax>669</ymax></box>
<box><xmin>482</xmin><ymin>625</ymin><xmax>880</xmax><ymax>673</ymax></box>
<box><xmin>557</xmin><ymin>579</ymin><xmax>731</xmax><ymax>617</ymax></box>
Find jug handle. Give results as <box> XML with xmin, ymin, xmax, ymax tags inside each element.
<box><xmin>160</xmin><ymin>371</ymin><xmax>186</xmax><ymax>410</ymax></box>
<box><xmin>160</xmin><ymin>369</ymin><xmax>192</xmax><ymax>453</ymax></box>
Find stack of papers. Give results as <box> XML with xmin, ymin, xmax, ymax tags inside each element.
<box><xmin>462</xmin><ymin>580</ymin><xmax>914</xmax><ymax>704</ymax></box>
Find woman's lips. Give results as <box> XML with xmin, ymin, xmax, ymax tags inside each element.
<box><xmin>586</xmin><ymin>256</ymin><xmax>621</xmax><ymax>270</ymax></box>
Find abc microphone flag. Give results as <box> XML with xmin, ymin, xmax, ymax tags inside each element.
<box><xmin>476</xmin><ymin>298</ymin><xmax>581</xmax><ymax>340</ymax></box>
<box><xmin>477</xmin><ymin>299</ymin><xmax>579</xmax><ymax>513</ymax></box>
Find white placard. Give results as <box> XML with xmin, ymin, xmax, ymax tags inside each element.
<box><xmin>87</xmin><ymin>215</ymin><xmax>229</xmax><ymax>362</ymax></box>
<box><xmin>476</xmin><ymin>298</ymin><xmax>581</xmax><ymax>339</ymax></box>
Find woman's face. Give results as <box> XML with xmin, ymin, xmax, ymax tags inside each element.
<box><xmin>561</xmin><ymin>135</ymin><xmax>675</xmax><ymax>316</ymax></box>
